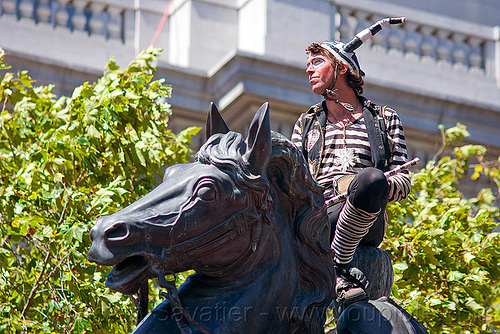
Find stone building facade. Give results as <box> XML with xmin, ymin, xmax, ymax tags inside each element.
<box><xmin>1</xmin><ymin>0</ymin><xmax>500</xmax><ymax>165</ymax></box>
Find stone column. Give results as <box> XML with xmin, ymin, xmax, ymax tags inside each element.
<box><xmin>87</xmin><ymin>1</ymin><xmax>105</xmax><ymax>37</ymax></box>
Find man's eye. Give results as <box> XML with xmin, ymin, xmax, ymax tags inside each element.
<box><xmin>311</xmin><ymin>59</ymin><xmax>326</xmax><ymax>68</ymax></box>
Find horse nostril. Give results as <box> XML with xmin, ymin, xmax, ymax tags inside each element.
<box><xmin>105</xmin><ymin>222</ymin><xmax>130</xmax><ymax>241</ymax></box>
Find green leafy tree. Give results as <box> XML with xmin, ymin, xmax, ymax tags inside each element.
<box><xmin>0</xmin><ymin>46</ymin><xmax>200</xmax><ymax>333</ymax></box>
<box><xmin>384</xmin><ymin>124</ymin><xmax>500</xmax><ymax>333</ymax></box>
<box><xmin>325</xmin><ymin>124</ymin><xmax>499</xmax><ymax>334</ymax></box>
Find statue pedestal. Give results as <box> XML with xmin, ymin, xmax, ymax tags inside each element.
<box><xmin>335</xmin><ymin>247</ymin><xmax>428</xmax><ymax>333</ymax></box>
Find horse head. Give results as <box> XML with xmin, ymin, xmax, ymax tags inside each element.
<box><xmin>87</xmin><ymin>103</ymin><xmax>273</xmax><ymax>295</ymax></box>
<box><xmin>88</xmin><ymin>102</ymin><xmax>335</xmax><ymax>333</ymax></box>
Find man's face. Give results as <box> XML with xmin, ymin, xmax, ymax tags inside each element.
<box><xmin>306</xmin><ymin>52</ymin><xmax>334</xmax><ymax>95</ymax></box>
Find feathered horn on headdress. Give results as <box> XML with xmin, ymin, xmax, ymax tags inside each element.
<box><xmin>321</xmin><ymin>17</ymin><xmax>407</xmax><ymax>76</ymax></box>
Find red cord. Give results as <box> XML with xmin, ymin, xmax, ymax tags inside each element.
<box><xmin>150</xmin><ymin>0</ymin><xmax>173</xmax><ymax>47</ymax></box>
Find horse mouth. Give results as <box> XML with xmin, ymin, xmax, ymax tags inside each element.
<box><xmin>106</xmin><ymin>255</ymin><xmax>153</xmax><ymax>295</ymax></box>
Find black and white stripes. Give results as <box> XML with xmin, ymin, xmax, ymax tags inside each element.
<box><xmin>291</xmin><ymin>104</ymin><xmax>411</xmax><ymax>203</ymax></box>
<box><xmin>291</xmin><ymin>102</ymin><xmax>412</xmax><ymax>265</ymax></box>
<box><xmin>387</xmin><ymin>173</ymin><xmax>411</xmax><ymax>202</ymax></box>
<box><xmin>343</xmin><ymin>17</ymin><xmax>407</xmax><ymax>54</ymax></box>
<box><xmin>331</xmin><ymin>200</ymin><xmax>380</xmax><ymax>264</ymax></box>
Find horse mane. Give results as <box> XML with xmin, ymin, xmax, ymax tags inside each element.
<box><xmin>268</xmin><ymin>132</ymin><xmax>335</xmax><ymax>334</ymax></box>
<box><xmin>195</xmin><ymin>131</ymin><xmax>272</xmax><ymax>225</ymax></box>
<box><xmin>196</xmin><ymin>131</ymin><xmax>334</xmax><ymax>333</ymax></box>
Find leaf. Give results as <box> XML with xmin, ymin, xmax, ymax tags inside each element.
<box><xmin>465</xmin><ymin>298</ymin><xmax>483</xmax><ymax>311</ymax></box>
<box><xmin>106</xmin><ymin>58</ymin><xmax>120</xmax><ymax>72</ymax></box>
<box><xmin>87</xmin><ymin>124</ymin><xmax>101</xmax><ymax>137</ymax></box>
<box><xmin>429</xmin><ymin>298</ymin><xmax>442</xmax><ymax>306</ymax></box>
<box><xmin>54</xmin><ymin>172</ymin><xmax>64</xmax><ymax>183</ymax></box>
<box><xmin>76</xmin><ymin>135</ymin><xmax>89</xmax><ymax>146</ymax></box>
<box><xmin>64</xmin><ymin>225</ymin><xmax>85</xmax><ymax>243</ymax></box>
<box><xmin>42</xmin><ymin>225</ymin><xmax>53</xmax><ymax>237</ymax></box>
<box><xmin>471</xmin><ymin>165</ymin><xmax>482</xmax><ymax>180</ymax></box>
<box><xmin>13</xmin><ymin>202</ymin><xmax>24</xmax><ymax>215</ymax></box>
<box><xmin>393</xmin><ymin>262</ymin><xmax>408</xmax><ymax>272</ymax></box>
<box><xmin>447</xmin><ymin>271</ymin><xmax>464</xmax><ymax>281</ymax></box>
<box><xmin>71</xmin><ymin>317</ymin><xmax>92</xmax><ymax>334</ymax></box>
<box><xmin>18</xmin><ymin>70</ymin><xmax>33</xmax><ymax>88</ymax></box>
<box><xmin>463</xmin><ymin>252</ymin><xmax>475</xmax><ymax>264</ymax></box>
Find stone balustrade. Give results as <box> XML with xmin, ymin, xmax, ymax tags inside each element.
<box><xmin>0</xmin><ymin>0</ymin><xmax>134</xmax><ymax>42</ymax></box>
<box><xmin>2</xmin><ymin>0</ymin><xmax>498</xmax><ymax>84</ymax></box>
<box><xmin>335</xmin><ymin>1</ymin><xmax>499</xmax><ymax>79</ymax></box>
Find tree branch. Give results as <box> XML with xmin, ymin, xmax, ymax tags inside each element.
<box><xmin>21</xmin><ymin>250</ymin><xmax>51</xmax><ymax>318</ymax></box>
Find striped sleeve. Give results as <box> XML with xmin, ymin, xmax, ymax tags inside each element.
<box><xmin>387</xmin><ymin>173</ymin><xmax>411</xmax><ymax>202</ymax></box>
<box><xmin>384</xmin><ymin>107</ymin><xmax>411</xmax><ymax>202</ymax></box>
<box><xmin>291</xmin><ymin>115</ymin><xmax>304</xmax><ymax>151</ymax></box>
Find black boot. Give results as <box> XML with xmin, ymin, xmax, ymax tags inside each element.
<box><xmin>334</xmin><ymin>263</ymin><xmax>369</xmax><ymax>304</ymax></box>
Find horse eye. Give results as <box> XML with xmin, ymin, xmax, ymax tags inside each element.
<box><xmin>196</xmin><ymin>185</ymin><xmax>216</xmax><ymax>201</ymax></box>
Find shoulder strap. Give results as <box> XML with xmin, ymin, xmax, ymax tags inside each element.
<box><xmin>301</xmin><ymin>100</ymin><xmax>391</xmax><ymax>173</ymax></box>
<box><xmin>363</xmin><ymin>102</ymin><xmax>391</xmax><ymax>171</ymax></box>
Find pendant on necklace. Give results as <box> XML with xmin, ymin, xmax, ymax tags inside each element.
<box><xmin>336</xmin><ymin>100</ymin><xmax>355</xmax><ymax>112</ymax></box>
<box><xmin>335</xmin><ymin>148</ymin><xmax>355</xmax><ymax>172</ymax></box>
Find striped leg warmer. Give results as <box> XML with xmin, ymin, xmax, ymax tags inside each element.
<box><xmin>332</xmin><ymin>199</ymin><xmax>380</xmax><ymax>265</ymax></box>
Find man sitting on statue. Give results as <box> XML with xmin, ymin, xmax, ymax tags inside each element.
<box><xmin>291</xmin><ymin>18</ymin><xmax>412</xmax><ymax>306</ymax></box>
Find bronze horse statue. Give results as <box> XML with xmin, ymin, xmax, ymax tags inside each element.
<box><xmin>87</xmin><ymin>103</ymin><xmax>335</xmax><ymax>333</ymax></box>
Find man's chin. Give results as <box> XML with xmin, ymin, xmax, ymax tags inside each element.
<box><xmin>313</xmin><ymin>88</ymin><xmax>327</xmax><ymax>96</ymax></box>
<box><xmin>310</xmin><ymin>85</ymin><xmax>325</xmax><ymax>95</ymax></box>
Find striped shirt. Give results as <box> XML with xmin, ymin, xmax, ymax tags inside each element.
<box><xmin>291</xmin><ymin>102</ymin><xmax>411</xmax><ymax>202</ymax></box>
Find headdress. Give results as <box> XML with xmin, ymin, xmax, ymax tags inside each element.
<box><xmin>321</xmin><ymin>17</ymin><xmax>407</xmax><ymax>77</ymax></box>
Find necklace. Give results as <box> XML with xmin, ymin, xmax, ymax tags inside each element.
<box><xmin>329</xmin><ymin>112</ymin><xmax>356</xmax><ymax>172</ymax></box>
<box><xmin>334</xmin><ymin>99</ymin><xmax>356</xmax><ymax>112</ymax></box>
<box><xmin>334</xmin><ymin>125</ymin><xmax>355</xmax><ymax>172</ymax></box>
<box><xmin>324</xmin><ymin>88</ymin><xmax>360</xmax><ymax>113</ymax></box>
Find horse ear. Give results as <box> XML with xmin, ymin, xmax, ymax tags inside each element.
<box><xmin>206</xmin><ymin>102</ymin><xmax>230</xmax><ymax>138</ymax></box>
<box><xmin>244</xmin><ymin>102</ymin><xmax>271</xmax><ymax>175</ymax></box>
